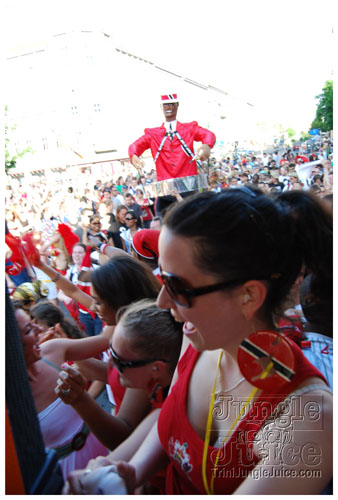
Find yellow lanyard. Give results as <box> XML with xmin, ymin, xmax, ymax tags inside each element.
<box><xmin>202</xmin><ymin>351</ymin><xmax>273</xmax><ymax>495</ymax></box>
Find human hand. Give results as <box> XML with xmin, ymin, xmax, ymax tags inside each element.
<box><xmin>38</xmin><ymin>323</ymin><xmax>68</xmax><ymax>344</ymax></box>
<box><xmin>86</xmin><ymin>455</ymin><xmax>115</xmax><ymax>470</ymax></box>
<box><xmin>131</xmin><ymin>155</ymin><xmax>144</xmax><ymax>172</ymax></box>
<box><xmin>63</xmin><ymin>468</ymin><xmax>92</xmax><ymax>494</ymax></box>
<box><xmin>86</xmin><ymin>236</ymin><xmax>101</xmax><ymax>248</ymax></box>
<box><xmin>115</xmin><ymin>461</ymin><xmax>137</xmax><ymax>493</ymax></box>
<box><xmin>55</xmin><ymin>364</ymin><xmax>87</xmax><ymax>405</ymax></box>
<box><xmin>197</xmin><ymin>144</ymin><xmax>211</xmax><ymax>161</ymax></box>
<box><xmin>64</xmin><ymin>463</ymin><xmax>128</xmax><ymax>494</ymax></box>
<box><xmin>170</xmin><ymin>189</ymin><xmax>183</xmax><ymax>201</ymax></box>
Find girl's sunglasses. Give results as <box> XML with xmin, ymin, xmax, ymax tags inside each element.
<box><xmin>108</xmin><ymin>345</ymin><xmax>166</xmax><ymax>373</ymax></box>
<box><xmin>160</xmin><ymin>267</ymin><xmax>242</xmax><ymax>308</ymax></box>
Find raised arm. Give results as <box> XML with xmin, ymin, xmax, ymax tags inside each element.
<box><xmin>21</xmin><ymin>233</ymin><xmax>94</xmax><ymax>309</ymax></box>
<box><xmin>38</xmin><ymin>260</ymin><xmax>93</xmax><ymax>309</ymax></box>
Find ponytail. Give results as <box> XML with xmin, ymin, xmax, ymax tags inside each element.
<box><xmin>273</xmin><ymin>190</ymin><xmax>332</xmax><ymax>303</ymax></box>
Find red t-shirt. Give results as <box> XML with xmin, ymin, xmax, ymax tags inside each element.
<box><xmin>107</xmin><ymin>365</ymin><xmax>126</xmax><ymax>414</ymax></box>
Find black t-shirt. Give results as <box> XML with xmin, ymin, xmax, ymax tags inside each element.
<box><xmin>107</xmin><ymin>222</ymin><xmax>127</xmax><ymax>250</ymax></box>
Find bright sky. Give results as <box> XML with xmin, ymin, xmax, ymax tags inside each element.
<box><xmin>3</xmin><ymin>0</ymin><xmax>334</xmax><ymax>132</ymax></box>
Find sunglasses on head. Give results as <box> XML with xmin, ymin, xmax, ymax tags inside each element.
<box><xmin>160</xmin><ymin>267</ymin><xmax>243</xmax><ymax>308</ymax></box>
<box><xmin>108</xmin><ymin>345</ymin><xmax>166</xmax><ymax>373</ymax></box>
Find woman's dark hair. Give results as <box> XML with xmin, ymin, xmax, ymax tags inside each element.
<box><xmin>89</xmin><ymin>214</ymin><xmax>101</xmax><ymax>224</ymax></box>
<box><xmin>299</xmin><ymin>275</ymin><xmax>332</xmax><ymax>338</ymax></box>
<box><xmin>163</xmin><ymin>187</ymin><xmax>332</xmax><ymax>321</ymax></box>
<box><xmin>30</xmin><ymin>300</ymin><xmax>86</xmax><ymax>339</ymax></box>
<box><xmin>312</xmin><ymin>174</ymin><xmax>323</xmax><ymax>184</ymax></box>
<box><xmin>273</xmin><ymin>190</ymin><xmax>332</xmax><ymax>306</ymax></box>
<box><xmin>126</xmin><ymin>210</ymin><xmax>143</xmax><ymax>229</ymax></box>
<box><xmin>116</xmin><ymin>299</ymin><xmax>183</xmax><ymax>372</ymax></box>
<box><xmin>310</xmin><ymin>184</ymin><xmax>321</xmax><ymax>194</ymax></box>
<box><xmin>91</xmin><ymin>255</ymin><xmax>161</xmax><ymax>311</ymax></box>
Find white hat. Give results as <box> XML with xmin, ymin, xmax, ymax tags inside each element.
<box><xmin>161</xmin><ymin>93</ymin><xmax>179</xmax><ymax>104</ymax></box>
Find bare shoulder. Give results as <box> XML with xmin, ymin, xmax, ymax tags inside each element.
<box><xmin>246</xmin><ymin>377</ymin><xmax>333</xmax><ymax>494</ymax></box>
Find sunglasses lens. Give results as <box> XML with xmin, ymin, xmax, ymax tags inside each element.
<box><xmin>162</xmin><ymin>274</ymin><xmax>189</xmax><ymax>308</ymax></box>
<box><xmin>109</xmin><ymin>347</ymin><xmax>124</xmax><ymax>372</ymax></box>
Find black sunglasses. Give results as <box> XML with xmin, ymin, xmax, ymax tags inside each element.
<box><xmin>160</xmin><ymin>267</ymin><xmax>243</xmax><ymax>308</ymax></box>
<box><xmin>108</xmin><ymin>345</ymin><xmax>166</xmax><ymax>373</ymax></box>
<box><xmin>125</xmin><ymin>217</ymin><xmax>136</xmax><ymax>221</ymax></box>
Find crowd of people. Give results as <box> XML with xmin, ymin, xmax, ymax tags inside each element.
<box><xmin>5</xmin><ymin>136</ymin><xmax>333</xmax><ymax>494</ymax></box>
<box><xmin>5</xmin><ymin>139</ymin><xmax>333</xmax><ymax>249</ymax></box>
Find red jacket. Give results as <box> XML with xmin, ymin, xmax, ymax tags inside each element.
<box><xmin>128</xmin><ymin>121</ymin><xmax>216</xmax><ymax>181</ymax></box>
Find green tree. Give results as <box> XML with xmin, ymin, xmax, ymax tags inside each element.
<box><xmin>5</xmin><ymin>106</ymin><xmax>33</xmax><ymax>173</ymax></box>
<box><xmin>286</xmin><ymin>128</ymin><xmax>296</xmax><ymax>138</ymax></box>
<box><xmin>310</xmin><ymin>80</ymin><xmax>333</xmax><ymax>132</ymax></box>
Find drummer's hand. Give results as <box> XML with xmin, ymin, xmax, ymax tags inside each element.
<box><xmin>131</xmin><ymin>155</ymin><xmax>144</xmax><ymax>173</ymax></box>
<box><xmin>197</xmin><ymin>144</ymin><xmax>211</xmax><ymax>161</ymax></box>
<box><xmin>55</xmin><ymin>364</ymin><xmax>87</xmax><ymax>405</ymax></box>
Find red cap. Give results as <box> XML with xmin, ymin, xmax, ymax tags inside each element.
<box><xmin>132</xmin><ymin>229</ymin><xmax>160</xmax><ymax>260</ymax></box>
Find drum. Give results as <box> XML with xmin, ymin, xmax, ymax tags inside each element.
<box><xmin>144</xmin><ymin>173</ymin><xmax>209</xmax><ymax>198</ymax></box>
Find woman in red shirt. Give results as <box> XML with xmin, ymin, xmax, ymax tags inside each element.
<box><xmin>67</xmin><ymin>188</ymin><xmax>332</xmax><ymax>495</ymax></box>
<box><xmin>135</xmin><ymin>188</ymin><xmax>154</xmax><ymax>228</ymax></box>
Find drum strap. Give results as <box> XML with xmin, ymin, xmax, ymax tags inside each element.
<box><xmin>174</xmin><ymin>131</ymin><xmax>203</xmax><ymax>169</ymax></box>
<box><xmin>154</xmin><ymin>133</ymin><xmax>169</xmax><ymax>164</ymax></box>
<box><xmin>154</xmin><ymin>130</ymin><xmax>202</xmax><ymax>169</ymax></box>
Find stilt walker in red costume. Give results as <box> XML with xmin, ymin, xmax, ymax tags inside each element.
<box><xmin>128</xmin><ymin>94</ymin><xmax>216</xmax><ymax>215</ymax></box>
